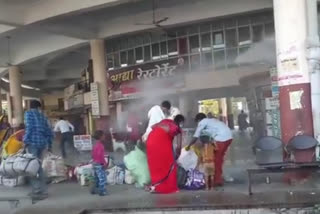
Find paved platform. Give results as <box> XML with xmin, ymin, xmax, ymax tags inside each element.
<box><xmin>0</xmin><ymin>175</ymin><xmax>318</xmax><ymax>214</ymax></box>
<box><xmin>1</xmin><ymin>131</ymin><xmax>319</xmax><ymax>214</ymax></box>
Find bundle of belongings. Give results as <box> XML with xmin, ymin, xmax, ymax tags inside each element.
<box><xmin>42</xmin><ymin>153</ymin><xmax>67</xmax><ymax>183</ymax></box>
<box><xmin>124</xmin><ymin>146</ymin><xmax>150</xmax><ymax>188</ymax></box>
<box><xmin>0</xmin><ymin>152</ymin><xmax>40</xmax><ymax>177</ymax></box>
<box><xmin>73</xmin><ymin>155</ymin><xmax>135</xmax><ymax>186</ymax></box>
<box><xmin>176</xmin><ymin>142</ymin><xmax>217</xmax><ymax>190</ymax></box>
<box><xmin>0</xmin><ymin>127</ymin><xmax>37</xmax><ymax>187</ymax></box>
<box><xmin>0</xmin><ymin>150</ymin><xmax>40</xmax><ymax>187</ymax></box>
<box><xmin>0</xmin><ymin>175</ymin><xmax>25</xmax><ymax>187</ymax></box>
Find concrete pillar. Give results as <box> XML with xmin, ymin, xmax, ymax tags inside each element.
<box><xmin>90</xmin><ymin>39</ymin><xmax>109</xmax><ymax>116</ymax></box>
<box><xmin>0</xmin><ymin>87</ymin><xmax>3</xmax><ymax>114</ymax></box>
<box><xmin>6</xmin><ymin>93</ymin><xmax>12</xmax><ymax>124</ymax></box>
<box><xmin>307</xmin><ymin>0</ymin><xmax>320</xmax><ymax>142</ymax></box>
<box><xmin>273</xmin><ymin>0</ymin><xmax>314</xmax><ymax>162</ymax></box>
<box><xmin>9</xmin><ymin>66</ymin><xmax>23</xmax><ymax>127</ymax></box>
<box><xmin>219</xmin><ymin>98</ymin><xmax>227</xmax><ymax>123</ymax></box>
<box><xmin>90</xmin><ymin>39</ymin><xmax>113</xmax><ymax>151</ymax></box>
<box><xmin>116</xmin><ymin>101</ymin><xmax>122</xmax><ymax>128</ymax></box>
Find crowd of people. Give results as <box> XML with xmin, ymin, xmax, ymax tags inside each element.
<box><xmin>0</xmin><ymin>99</ymin><xmax>236</xmax><ymax>199</ymax></box>
<box><xmin>115</xmin><ymin>100</ymin><xmax>233</xmax><ymax>195</ymax></box>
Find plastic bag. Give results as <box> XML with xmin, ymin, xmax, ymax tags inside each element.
<box><xmin>125</xmin><ymin>170</ymin><xmax>135</xmax><ymax>184</ymax></box>
<box><xmin>124</xmin><ymin>146</ymin><xmax>150</xmax><ymax>188</ymax></box>
<box><xmin>74</xmin><ymin>164</ymin><xmax>93</xmax><ymax>186</ymax></box>
<box><xmin>106</xmin><ymin>166</ymin><xmax>124</xmax><ymax>185</ymax></box>
<box><xmin>42</xmin><ymin>153</ymin><xmax>66</xmax><ymax>178</ymax></box>
<box><xmin>177</xmin><ymin>148</ymin><xmax>198</xmax><ymax>171</ymax></box>
<box><xmin>185</xmin><ymin>169</ymin><xmax>205</xmax><ymax>190</ymax></box>
<box><xmin>106</xmin><ymin>167</ymin><xmax>116</xmax><ymax>185</ymax></box>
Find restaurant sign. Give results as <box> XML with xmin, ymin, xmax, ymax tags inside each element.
<box><xmin>108</xmin><ymin>57</ymin><xmax>187</xmax><ymax>97</ymax></box>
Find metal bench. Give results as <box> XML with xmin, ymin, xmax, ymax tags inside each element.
<box><xmin>247</xmin><ymin>162</ymin><xmax>320</xmax><ymax>195</ymax></box>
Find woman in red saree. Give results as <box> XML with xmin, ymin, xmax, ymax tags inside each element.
<box><xmin>146</xmin><ymin>115</ymin><xmax>185</xmax><ymax>194</ymax></box>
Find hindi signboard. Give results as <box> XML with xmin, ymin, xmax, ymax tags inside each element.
<box><xmin>108</xmin><ymin>57</ymin><xmax>187</xmax><ymax>99</ymax></box>
<box><xmin>73</xmin><ymin>135</ymin><xmax>92</xmax><ymax>151</ymax></box>
<box><xmin>91</xmin><ymin>82</ymin><xmax>100</xmax><ymax>117</ymax></box>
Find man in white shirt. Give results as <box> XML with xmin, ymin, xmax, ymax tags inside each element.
<box><xmin>54</xmin><ymin>117</ymin><xmax>74</xmax><ymax>158</ymax></box>
<box><xmin>186</xmin><ymin>113</ymin><xmax>233</xmax><ymax>187</ymax></box>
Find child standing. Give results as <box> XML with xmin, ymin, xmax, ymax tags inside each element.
<box><xmin>199</xmin><ymin>143</ymin><xmax>215</xmax><ymax>190</ymax></box>
<box><xmin>91</xmin><ymin>130</ymin><xmax>108</xmax><ymax>196</ymax></box>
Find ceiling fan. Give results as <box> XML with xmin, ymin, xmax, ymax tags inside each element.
<box><xmin>135</xmin><ymin>0</ymin><xmax>174</xmax><ymax>37</ymax></box>
<box><xmin>0</xmin><ymin>36</ymin><xmax>14</xmax><ymax>68</ymax></box>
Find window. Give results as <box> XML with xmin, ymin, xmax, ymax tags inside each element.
<box><xmin>113</xmin><ymin>41</ymin><xmax>120</xmax><ymax>52</ymax></box>
<box><xmin>225</xmin><ymin>29</ymin><xmax>237</xmax><ymax>48</ymax></box>
<box><xmin>201</xmin><ymin>52</ymin><xmax>213</xmax><ymax>67</ymax></box>
<box><xmin>200</xmin><ymin>23</ymin><xmax>211</xmax><ymax>33</ymax></box>
<box><xmin>114</xmin><ymin>53</ymin><xmax>120</xmax><ymax>68</ymax></box>
<box><xmin>239</xmin><ymin>46</ymin><xmax>250</xmax><ymax>55</ymax></box>
<box><xmin>168</xmin><ymin>39</ymin><xmax>178</xmax><ymax>56</ymax></box>
<box><xmin>107</xmin><ymin>54</ymin><xmax>114</xmax><ymax>70</ymax></box>
<box><xmin>212</xmin><ymin>21</ymin><xmax>223</xmax><ymax>31</ymax></box>
<box><xmin>238</xmin><ymin>16</ymin><xmax>250</xmax><ymax>26</ymax></box>
<box><xmin>177</xmin><ymin>28</ymin><xmax>187</xmax><ymax>37</ymax></box>
<box><xmin>144</xmin><ymin>46</ymin><xmax>151</xmax><ymax>61</ymax></box>
<box><xmin>226</xmin><ymin>48</ymin><xmax>238</xmax><ymax>68</ymax></box>
<box><xmin>143</xmin><ymin>34</ymin><xmax>151</xmax><ymax>44</ymax></box>
<box><xmin>128</xmin><ymin>49</ymin><xmax>134</xmax><ymax>65</ymax></box>
<box><xmin>239</xmin><ymin>46</ymin><xmax>250</xmax><ymax>64</ymax></box>
<box><xmin>225</xmin><ymin>18</ymin><xmax>236</xmax><ymax>28</ymax></box>
<box><xmin>128</xmin><ymin>38</ymin><xmax>135</xmax><ymax>49</ymax></box>
<box><xmin>178</xmin><ymin>38</ymin><xmax>188</xmax><ymax>55</ymax></box>
<box><xmin>135</xmin><ymin>47</ymin><xmax>143</xmax><ymax>63</ymax></box>
<box><xmin>213</xmin><ymin>31</ymin><xmax>225</xmax><ymax>49</ymax></box>
<box><xmin>252</xmin><ymin>25</ymin><xmax>264</xmax><ymax>42</ymax></box>
<box><xmin>189</xmin><ymin>35</ymin><xmax>200</xmax><ymax>53</ymax></box>
<box><xmin>160</xmin><ymin>41</ymin><xmax>168</xmax><ymax>58</ymax></box>
<box><xmin>190</xmin><ymin>54</ymin><xmax>200</xmax><ymax>71</ymax></box>
<box><xmin>214</xmin><ymin>50</ymin><xmax>226</xmax><ymax>70</ymax></box>
<box><xmin>120</xmin><ymin>39</ymin><xmax>128</xmax><ymax>50</ymax></box>
<box><xmin>152</xmin><ymin>43</ymin><xmax>160</xmax><ymax>60</ymax></box>
<box><xmin>106</xmin><ymin>42</ymin><xmax>113</xmax><ymax>53</ymax></box>
<box><xmin>201</xmin><ymin>33</ymin><xmax>211</xmax><ymax>52</ymax></box>
<box><xmin>167</xmin><ymin>30</ymin><xmax>177</xmax><ymax>38</ymax></box>
<box><xmin>238</xmin><ymin>26</ymin><xmax>251</xmax><ymax>45</ymax></box>
<box><xmin>151</xmin><ymin>34</ymin><xmax>161</xmax><ymax>43</ymax></box>
<box><xmin>188</xmin><ymin>25</ymin><xmax>199</xmax><ymax>35</ymax></box>
<box><xmin>120</xmin><ymin>51</ymin><xmax>127</xmax><ymax>67</ymax></box>
<box><xmin>135</xmin><ymin>35</ymin><xmax>144</xmax><ymax>46</ymax></box>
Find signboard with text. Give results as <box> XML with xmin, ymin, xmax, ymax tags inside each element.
<box><xmin>90</xmin><ymin>82</ymin><xmax>100</xmax><ymax>117</ymax></box>
<box><xmin>108</xmin><ymin>57</ymin><xmax>187</xmax><ymax>99</ymax></box>
<box><xmin>73</xmin><ymin>135</ymin><xmax>92</xmax><ymax>151</ymax></box>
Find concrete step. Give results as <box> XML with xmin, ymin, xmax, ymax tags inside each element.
<box><xmin>81</xmin><ymin>207</ymin><xmax>316</xmax><ymax>214</ymax></box>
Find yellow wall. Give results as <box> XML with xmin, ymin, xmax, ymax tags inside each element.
<box><xmin>42</xmin><ymin>93</ymin><xmax>63</xmax><ymax>110</ymax></box>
